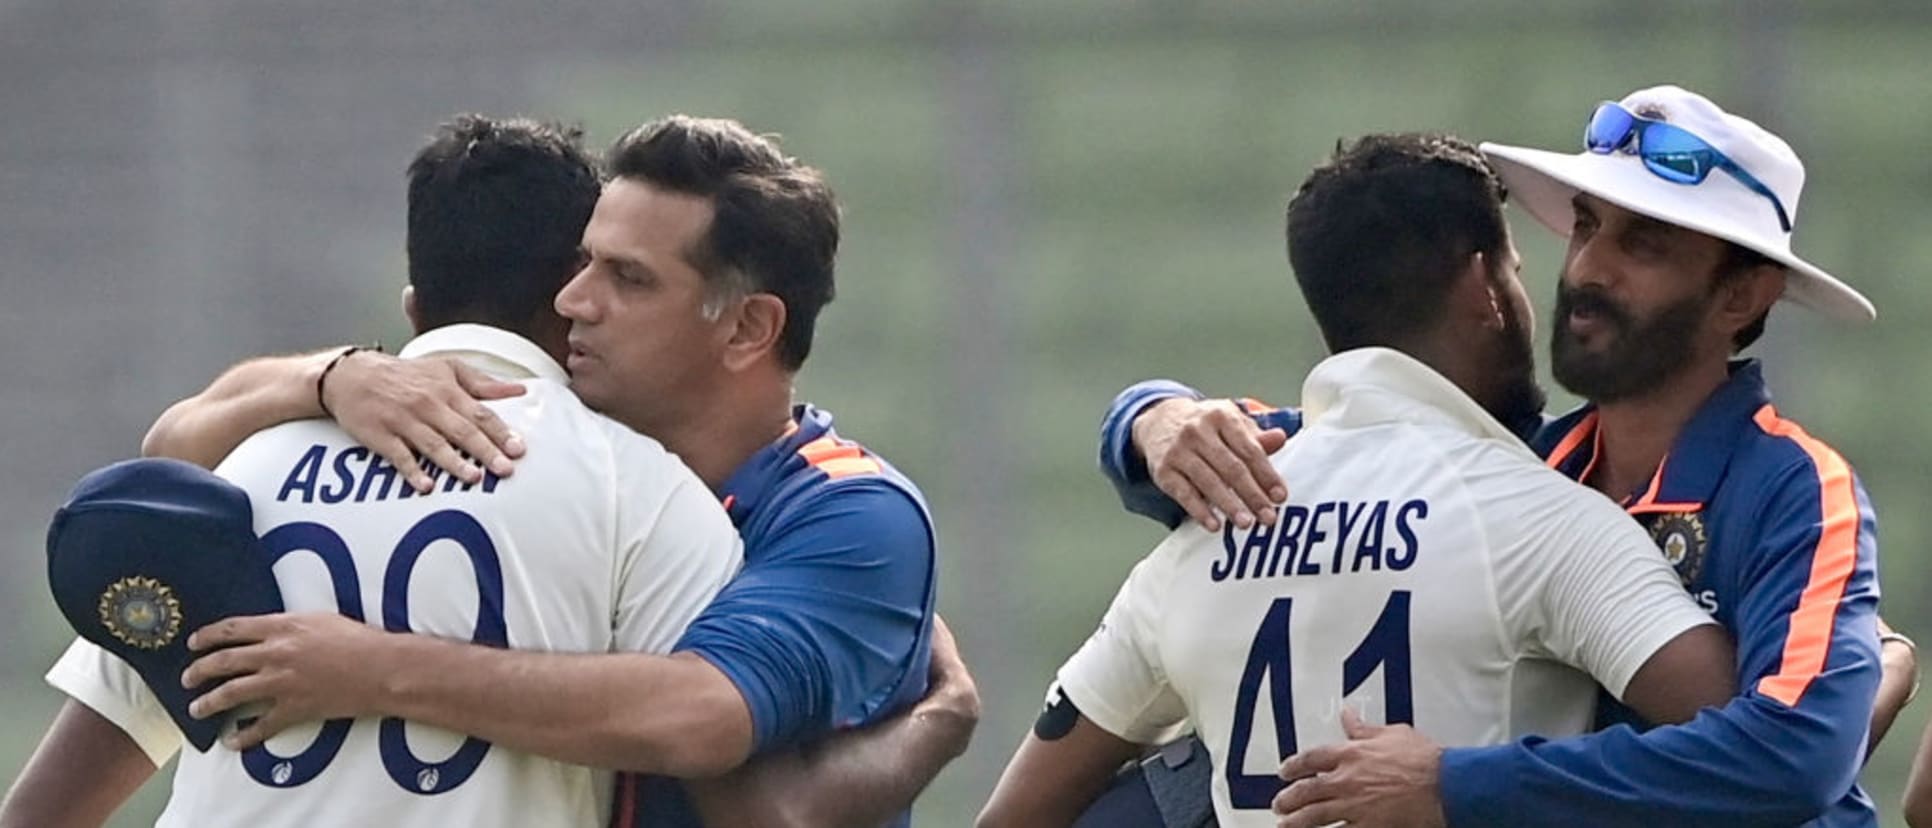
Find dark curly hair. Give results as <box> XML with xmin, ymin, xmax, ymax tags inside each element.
<box><xmin>1286</xmin><ymin>132</ymin><xmax>1510</xmax><ymax>351</ymax></box>
<box><xmin>406</xmin><ymin>114</ymin><xmax>601</xmax><ymax>331</ymax></box>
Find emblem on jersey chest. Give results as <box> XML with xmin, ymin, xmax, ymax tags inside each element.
<box><xmin>1646</xmin><ymin>512</ymin><xmax>1708</xmax><ymax>586</ymax></box>
<box><xmin>98</xmin><ymin>575</ymin><xmax>183</xmax><ymax>650</ymax></box>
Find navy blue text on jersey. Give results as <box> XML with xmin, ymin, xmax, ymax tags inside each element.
<box><xmin>275</xmin><ymin>444</ymin><xmax>503</xmax><ymax>503</ymax></box>
<box><xmin>1212</xmin><ymin>499</ymin><xmax>1426</xmax><ymax>581</ymax></box>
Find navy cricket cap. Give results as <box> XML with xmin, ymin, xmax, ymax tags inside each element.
<box><xmin>46</xmin><ymin>458</ymin><xmax>284</xmax><ymax>752</ymax></box>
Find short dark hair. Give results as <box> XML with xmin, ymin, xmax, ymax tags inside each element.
<box><xmin>1285</xmin><ymin>133</ymin><xmax>1510</xmax><ymax>352</ymax></box>
<box><xmin>605</xmin><ymin>115</ymin><xmax>839</xmax><ymax>371</ymax></box>
<box><xmin>406</xmin><ymin>115</ymin><xmax>601</xmax><ymax>332</ymax></box>
<box><xmin>1718</xmin><ymin>241</ymin><xmax>1780</xmax><ymax>351</ymax></box>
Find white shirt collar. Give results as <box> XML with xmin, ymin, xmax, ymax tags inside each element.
<box><xmin>396</xmin><ymin>324</ymin><xmax>567</xmax><ymax>383</ymax></box>
<box><xmin>1300</xmin><ymin>346</ymin><xmax>1527</xmax><ymax>448</ymax></box>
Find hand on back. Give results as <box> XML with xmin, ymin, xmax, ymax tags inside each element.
<box><xmin>321</xmin><ymin>352</ymin><xmax>528</xmax><ymax>492</ymax></box>
<box><xmin>1132</xmin><ymin>398</ymin><xmax>1289</xmax><ymax>531</ymax></box>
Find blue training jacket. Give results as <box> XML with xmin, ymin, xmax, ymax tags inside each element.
<box><xmin>623</xmin><ymin>404</ymin><xmax>937</xmax><ymax>828</ymax></box>
<box><xmin>1096</xmin><ymin>360</ymin><xmax>1881</xmax><ymax>827</ymax></box>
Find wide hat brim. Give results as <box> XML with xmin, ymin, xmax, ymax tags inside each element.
<box><xmin>1480</xmin><ymin>142</ymin><xmax>1874</xmax><ymax>323</ymax></box>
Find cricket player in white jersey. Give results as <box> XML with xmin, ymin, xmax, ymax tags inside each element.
<box><xmin>9</xmin><ymin>116</ymin><xmax>741</xmax><ymax>828</ymax></box>
<box><xmin>978</xmin><ymin>134</ymin><xmax>1738</xmax><ymax>828</ymax></box>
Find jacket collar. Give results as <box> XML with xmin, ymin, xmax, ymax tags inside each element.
<box><xmin>1539</xmin><ymin>359</ymin><xmax>1773</xmax><ymax>513</ymax></box>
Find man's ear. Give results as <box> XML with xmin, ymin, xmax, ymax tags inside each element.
<box><xmin>722</xmin><ymin>293</ymin><xmax>788</xmax><ymax>373</ymax></box>
<box><xmin>1715</xmin><ymin>264</ymin><xmax>1785</xmax><ymax>338</ymax></box>
<box><xmin>1454</xmin><ymin>251</ymin><xmax>1506</xmax><ymax>332</ymax></box>
<box><xmin>402</xmin><ymin>285</ymin><xmax>422</xmax><ymax>332</ymax></box>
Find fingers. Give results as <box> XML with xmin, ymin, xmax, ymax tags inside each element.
<box><xmin>405</xmin><ymin>364</ymin><xmax>519</xmax><ymax>483</ymax></box>
<box><xmin>224</xmin><ymin>706</ymin><xmax>299</xmax><ymax>751</ymax></box>
<box><xmin>436</xmin><ymin>404</ymin><xmax>517</xmax><ymax>478</ymax></box>
<box><xmin>188</xmin><ymin>673</ymin><xmax>275</xmax><ymax>720</ymax></box>
<box><xmin>1278</xmin><ymin>743</ymin><xmax>1344</xmax><ymax>782</ymax></box>
<box><xmin>188</xmin><ymin>615</ymin><xmax>283</xmax><ymax>652</ymax></box>
<box><xmin>1340</xmin><ymin>707</ymin><xmax>1381</xmax><ymax>739</ymax></box>
<box><xmin>1153</xmin><ymin>464</ymin><xmax>1223</xmax><ymax>532</ymax></box>
<box><xmin>183</xmin><ymin>643</ymin><xmax>267</xmax><ymax>690</ymax></box>
<box><xmin>396</xmin><ymin>422</ymin><xmax>461</xmax><ymax>492</ymax></box>
<box><xmin>926</xmin><ymin>614</ymin><xmax>969</xmax><ymax>685</ymax></box>
<box><xmin>365</xmin><ymin>433</ymin><xmax>433</xmax><ymax>495</ymax></box>
<box><xmin>465</xmin><ymin>403</ymin><xmax>524</xmax><ymax>468</ymax></box>
<box><xmin>1245</xmin><ymin>427</ymin><xmax>1290</xmax><ymax>501</ymax></box>
<box><xmin>331</xmin><ymin>357</ymin><xmax>525</xmax><ymax>491</ymax></box>
<box><xmin>1142</xmin><ymin>399</ymin><xmax>1291</xmax><ymax>531</ymax></box>
<box><xmin>1277</xmin><ymin>797</ymin><xmax>1349</xmax><ymax>828</ymax></box>
<box><xmin>449</xmin><ymin>362</ymin><xmax>524</xmax><ymax>467</ymax></box>
<box><xmin>929</xmin><ymin>615</ymin><xmax>960</xmax><ymax>662</ymax></box>
<box><xmin>1273</xmin><ymin>772</ymin><xmax>1338</xmax><ymax>816</ymax></box>
<box><xmin>1207</xmin><ymin>417</ymin><xmax>1284</xmax><ymax>522</ymax></box>
<box><xmin>420</xmin><ymin>404</ymin><xmax>503</xmax><ymax>483</ymax></box>
<box><xmin>1171</xmin><ymin>453</ymin><xmax>1256</xmax><ymax>530</ymax></box>
<box><xmin>919</xmin><ymin>614</ymin><xmax>982</xmax><ymax>720</ymax></box>
<box><xmin>451</xmin><ymin>360</ymin><xmax>527</xmax><ymax>402</ymax></box>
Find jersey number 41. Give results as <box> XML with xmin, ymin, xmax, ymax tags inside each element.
<box><xmin>1227</xmin><ymin>591</ymin><xmax>1413</xmax><ymax>809</ymax></box>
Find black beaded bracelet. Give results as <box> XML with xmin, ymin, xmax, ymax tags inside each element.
<box><xmin>316</xmin><ymin>345</ymin><xmax>376</xmax><ymax>419</ymax></box>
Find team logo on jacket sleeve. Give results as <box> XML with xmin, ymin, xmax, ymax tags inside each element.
<box><xmin>1648</xmin><ymin>513</ymin><xmax>1708</xmax><ymax>586</ymax></box>
<box><xmin>99</xmin><ymin>575</ymin><xmax>183</xmax><ymax>650</ymax></box>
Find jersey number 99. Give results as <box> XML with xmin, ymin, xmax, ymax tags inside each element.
<box><xmin>239</xmin><ymin>509</ymin><xmax>506</xmax><ymax>796</ymax></box>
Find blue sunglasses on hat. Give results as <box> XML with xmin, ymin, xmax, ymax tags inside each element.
<box><xmin>1584</xmin><ymin>101</ymin><xmax>1793</xmax><ymax>234</ymax></box>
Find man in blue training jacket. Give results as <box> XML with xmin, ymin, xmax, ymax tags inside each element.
<box><xmin>92</xmin><ymin>115</ymin><xmax>969</xmax><ymax>828</ymax></box>
<box><xmin>1098</xmin><ymin>85</ymin><xmax>1915</xmax><ymax>827</ymax></box>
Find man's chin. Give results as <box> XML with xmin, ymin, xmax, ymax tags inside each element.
<box><xmin>566</xmin><ymin>376</ymin><xmax>611</xmax><ymax>409</ymax></box>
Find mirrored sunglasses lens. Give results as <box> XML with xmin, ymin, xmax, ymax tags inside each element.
<box><xmin>1584</xmin><ymin>103</ymin><xmax>1633</xmax><ymax>153</ymax></box>
<box><xmin>1645</xmin><ymin>151</ymin><xmax>1709</xmax><ymax>183</ymax></box>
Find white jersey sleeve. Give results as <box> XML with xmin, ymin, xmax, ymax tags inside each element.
<box><xmin>1479</xmin><ymin>455</ymin><xmax>1716</xmax><ymax>699</ymax></box>
<box><xmin>45</xmin><ymin>638</ymin><xmax>182</xmax><ymax>767</ymax></box>
<box><xmin>1053</xmin><ymin>531</ymin><xmax>1191</xmax><ymax>746</ymax></box>
<box><xmin>608</xmin><ymin>438</ymin><xmax>744</xmax><ymax>654</ymax></box>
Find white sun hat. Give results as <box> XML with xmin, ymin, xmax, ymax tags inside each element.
<box><xmin>1480</xmin><ymin>84</ymin><xmax>1873</xmax><ymax>323</ymax></box>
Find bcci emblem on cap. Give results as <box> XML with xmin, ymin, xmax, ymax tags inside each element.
<box><xmin>99</xmin><ymin>575</ymin><xmax>183</xmax><ymax>650</ymax></box>
<box><xmin>1649</xmin><ymin>513</ymin><xmax>1708</xmax><ymax>586</ymax></box>
<box><xmin>47</xmin><ymin>457</ymin><xmax>285</xmax><ymax>752</ymax></box>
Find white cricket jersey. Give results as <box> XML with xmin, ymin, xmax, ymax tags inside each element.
<box><xmin>47</xmin><ymin>324</ymin><xmax>743</xmax><ymax>828</ymax></box>
<box><xmin>1056</xmin><ymin>347</ymin><xmax>1715</xmax><ymax>828</ymax></box>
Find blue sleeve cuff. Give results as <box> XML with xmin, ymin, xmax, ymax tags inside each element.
<box><xmin>1098</xmin><ymin>380</ymin><xmax>1205</xmax><ymax>529</ymax></box>
<box><xmin>679</xmin><ymin>626</ymin><xmax>805</xmax><ymax>752</ymax></box>
<box><xmin>674</xmin><ymin>480</ymin><xmax>934</xmax><ymax>753</ymax></box>
<box><xmin>1439</xmin><ymin>742</ymin><xmax>1529</xmax><ymax>827</ymax></box>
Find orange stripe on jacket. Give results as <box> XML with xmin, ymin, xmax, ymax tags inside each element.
<box><xmin>1752</xmin><ymin>404</ymin><xmax>1862</xmax><ymax>707</ymax></box>
<box><xmin>1237</xmin><ymin>397</ymin><xmax>1280</xmax><ymax>416</ymax></box>
<box><xmin>1545</xmin><ymin>412</ymin><xmax>1599</xmax><ymax>470</ymax></box>
<box><xmin>1624</xmin><ymin>455</ymin><xmax>1701</xmax><ymax>515</ymax></box>
<box><xmin>797</xmin><ymin>436</ymin><xmax>882</xmax><ymax>479</ymax></box>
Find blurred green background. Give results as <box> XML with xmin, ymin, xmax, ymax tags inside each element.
<box><xmin>4</xmin><ymin>1</ymin><xmax>1931</xmax><ymax>825</ymax></box>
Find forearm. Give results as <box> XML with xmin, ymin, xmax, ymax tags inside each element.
<box><xmin>141</xmin><ymin>350</ymin><xmax>337</xmax><ymax>467</ymax></box>
<box><xmin>0</xmin><ymin>701</ymin><xmax>158</xmax><ymax>828</ymax></box>
<box><xmin>979</xmin><ymin>719</ymin><xmax>1142</xmax><ymax>828</ymax></box>
<box><xmin>1871</xmin><ymin>629</ymin><xmax>1918</xmax><ymax>755</ymax></box>
<box><xmin>1905</xmin><ymin>715</ymin><xmax>1932</xmax><ymax>827</ymax></box>
<box><xmin>369</xmin><ymin>633</ymin><xmax>753</xmax><ymax>777</ymax></box>
<box><xmin>692</xmin><ymin>686</ymin><xmax>978</xmax><ymax>827</ymax></box>
<box><xmin>1440</xmin><ymin>693</ymin><xmax>1868</xmax><ymax>827</ymax></box>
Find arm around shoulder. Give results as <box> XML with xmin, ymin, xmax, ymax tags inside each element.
<box><xmin>141</xmin><ymin>350</ymin><xmax>339</xmax><ymax>467</ymax></box>
<box><xmin>687</xmin><ymin>615</ymin><xmax>981</xmax><ymax>827</ymax></box>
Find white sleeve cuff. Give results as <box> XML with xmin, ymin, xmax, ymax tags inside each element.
<box><xmin>45</xmin><ymin>639</ymin><xmax>183</xmax><ymax>768</ymax></box>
